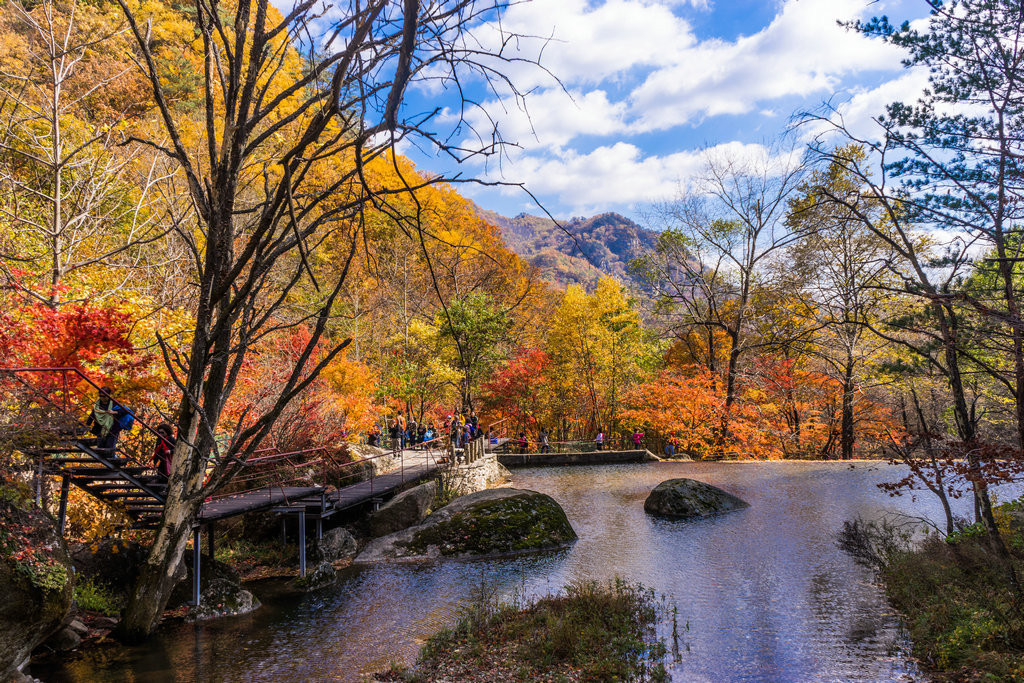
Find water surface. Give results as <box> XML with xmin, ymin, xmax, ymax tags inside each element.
<box><xmin>36</xmin><ymin>461</ymin><xmax>1009</xmax><ymax>681</ymax></box>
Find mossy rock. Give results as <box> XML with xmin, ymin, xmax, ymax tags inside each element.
<box><xmin>185</xmin><ymin>578</ymin><xmax>260</xmax><ymax>622</ymax></box>
<box><xmin>355</xmin><ymin>489</ymin><xmax>576</xmax><ymax>562</ymax></box>
<box><xmin>0</xmin><ymin>490</ymin><xmax>74</xmax><ymax>677</ymax></box>
<box><xmin>289</xmin><ymin>561</ymin><xmax>337</xmax><ymax>593</ymax></box>
<box><xmin>644</xmin><ymin>478</ymin><xmax>749</xmax><ymax>519</ymax></box>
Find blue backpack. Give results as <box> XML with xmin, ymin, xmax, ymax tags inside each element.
<box><xmin>115</xmin><ymin>405</ymin><xmax>136</xmax><ymax>431</ymax></box>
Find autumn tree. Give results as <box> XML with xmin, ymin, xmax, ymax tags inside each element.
<box><xmin>643</xmin><ymin>146</ymin><xmax>804</xmax><ymax>454</ymax></box>
<box><xmin>806</xmin><ymin>0</ymin><xmax>1024</xmax><ymax>581</ymax></box>
<box><xmin>0</xmin><ymin>0</ymin><xmax>173</xmax><ymax>305</ymax></box>
<box><xmin>546</xmin><ymin>277</ymin><xmax>650</xmax><ymax>438</ymax></box>
<box><xmin>115</xmin><ymin>0</ymin><xmax>540</xmax><ymax>640</ymax></box>
<box><xmin>786</xmin><ymin>145</ymin><xmax>895</xmax><ymax>459</ymax></box>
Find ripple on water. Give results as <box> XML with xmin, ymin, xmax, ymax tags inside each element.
<box><xmin>32</xmin><ymin>461</ymin><xmax>1020</xmax><ymax>682</ymax></box>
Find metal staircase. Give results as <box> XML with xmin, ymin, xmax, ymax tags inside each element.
<box><xmin>36</xmin><ymin>436</ymin><xmax>168</xmax><ymax>529</ymax></box>
<box><xmin>3</xmin><ymin>367</ymin><xmax>169</xmax><ymax>530</ymax></box>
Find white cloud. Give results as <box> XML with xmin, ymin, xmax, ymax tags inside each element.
<box><xmin>474</xmin><ymin>0</ymin><xmax>699</xmax><ymax>90</ymax></box>
<box><xmin>492</xmin><ymin>140</ymin><xmax>774</xmax><ymax>213</ymax></box>
<box><xmin>427</xmin><ymin>0</ymin><xmax>930</xmax><ymax>214</ymax></box>
<box><xmin>445</xmin><ymin>88</ymin><xmax>628</xmax><ymax>152</ymax></box>
<box><xmin>628</xmin><ymin>0</ymin><xmax>907</xmax><ymax>131</ymax></box>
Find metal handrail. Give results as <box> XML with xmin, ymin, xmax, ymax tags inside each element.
<box><xmin>1</xmin><ymin>366</ymin><xmax>167</xmax><ymax>442</ymax></box>
<box><xmin>0</xmin><ymin>366</ymin><xmax>163</xmax><ymax>474</ymax></box>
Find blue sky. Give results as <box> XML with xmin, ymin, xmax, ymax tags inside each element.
<box><xmin>397</xmin><ymin>0</ymin><xmax>931</xmax><ymax>223</ymax></box>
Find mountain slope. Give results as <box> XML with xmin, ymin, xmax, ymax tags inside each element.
<box><xmin>476</xmin><ymin>208</ymin><xmax>658</xmax><ymax>289</ymax></box>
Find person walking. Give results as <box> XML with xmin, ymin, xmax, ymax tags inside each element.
<box><xmin>389</xmin><ymin>418</ymin><xmax>401</xmax><ymax>453</ymax></box>
<box><xmin>86</xmin><ymin>387</ymin><xmax>133</xmax><ymax>452</ymax></box>
<box><xmin>153</xmin><ymin>423</ymin><xmax>176</xmax><ymax>477</ymax></box>
<box><xmin>595</xmin><ymin>428</ymin><xmax>604</xmax><ymax>451</ymax></box>
<box><xmin>396</xmin><ymin>411</ymin><xmax>407</xmax><ymax>450</ymax></box>
<box><xmin>540</xmin><ymin>428</ymin><xmax>550</xmax><ymax>454</ymax></box>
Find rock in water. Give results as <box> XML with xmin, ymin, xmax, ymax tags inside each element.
<box><xmin>171</xmin><ymin>552</ymin><xmax>260</xmax><ymax>621</ymax></box>
<box><xmin>644</xmin><ymin>478</ymin><xmax>749</xmax><ymax>519</ymax></box>
<box><xmin>355</xmin><ymin>488</ymin><xmax>576</xmax><ymax>562</ymax></box>
<box><xmin>367</xmin><ymin>481</ymin><xmax>437</xmax><ymax>537</ymax></box>
<box><xmin>313</xmin><ymin>527</ymin><xmax>358</xmax><ymax>563</ymax></box>
<box><xmin>289</xmin><ymin>561</ymin><xmax>337</xmax><ymax>593</ymax></box>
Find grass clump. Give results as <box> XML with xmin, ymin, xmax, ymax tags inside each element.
<box><xmin>380</xmin><ymin>578</ymin><xmax>671</xmax><ymax>682</ymax></box>
<box><xmin>214</xmin><ymin>538</ymin><xmax>297</xmax><ymax>579</ymax></box>
<box><xmin>74</xmin><ymin>576</ymin><xmax>124</xmax><ymax>617</ymax></box>
<box><xmin>838</xmin><ymin>509</ymin><xmax>1024</xmax><ymax>680</ymax></box>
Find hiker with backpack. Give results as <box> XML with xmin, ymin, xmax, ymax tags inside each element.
<box><xmin>85</xmin><ymin>386</ymin><xmax>135</xmax><ymax>453</ymax></box>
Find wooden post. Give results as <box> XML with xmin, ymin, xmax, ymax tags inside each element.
<box><xmin>192</xmin><ymin>527</ymin><xmax>202</xmax><ymax>606</ymax></box>
<box><xmin>298</xmin><ymin>509</ymin><xmax>307</xmax><ymax>577</ymax></box>
<box><xmin>56</xmin><ymin>476</ymin><xmax>70</xmax><ymax>535</ymax></box>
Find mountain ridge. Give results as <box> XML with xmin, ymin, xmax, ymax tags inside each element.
<box><xmin>474</xmin><ymin>206</ymin><xmax>658</xmax><ymax>289</ymax></box>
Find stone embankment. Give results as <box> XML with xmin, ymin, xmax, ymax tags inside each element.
<box><xmin>498</xmin><ymin>449</ymin><xmax>663</xmax><ymax>467</ymax></box>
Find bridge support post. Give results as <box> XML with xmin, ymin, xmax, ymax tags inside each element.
<box><xmin>56</xmin><ymin>476</ymin><xmax>70</xmax><ymax>536</ymax></box>
<box><xmin>192</xmin><ymin>527</ymin><xmax>202</xmax><ymax>606</ymax></box>
<box><xmin>317</xmin><ymin>492</ymin><xmax>325</xmax><ymax>540</ymax></box>
<box><xmin>298</xmin><ymin>509</ymin><xmax>306</xmax><ymax>577</ymax></box>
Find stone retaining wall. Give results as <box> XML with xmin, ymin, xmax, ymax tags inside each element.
<box><xmin>497</xmin><ymin>449</ymin><xmax>664</xmax><ymax>468</ymax></box>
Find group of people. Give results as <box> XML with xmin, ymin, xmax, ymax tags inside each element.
<box><xmin>85</xmin><ymin>386</ymin><xmax>176</xmax><ymax>478</ymax></box>
<box><xmin>367</xmin><ymin>409</ymin><xmax>495</xmax><ymax>452</ymax></box>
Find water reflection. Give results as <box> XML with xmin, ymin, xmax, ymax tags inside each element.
<box><xmin>34</xmin><ymin>461</ymin><xmax>1017</xmax><ymax>681</ymax></box>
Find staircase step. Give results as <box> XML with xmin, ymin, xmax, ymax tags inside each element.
<box><xmin>100</xmin><ymin>491</ymin><xmax>160</xmax><ymax>499</ymax></box>
<box><xmin>67</xmin><ymin>466</ymin><xmax>148</xmax><ymax>476</ymax></box>
<box><xmin>50</xmin><ymin>458</ymin><xmax>130</xmax><ymax>466</ymax></box>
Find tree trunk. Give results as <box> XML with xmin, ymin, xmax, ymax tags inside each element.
<box><xmin>840</xmin><ymin>358</ymin><xmax>856</xmax><ymax>461</ymax></box>
<box><xmin>119</xmin><ymin>408</ymin><xmax>205</xmax><ymax>641</ymax></box>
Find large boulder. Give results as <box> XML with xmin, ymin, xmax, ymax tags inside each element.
<box><xmin>0</xmin><ymin>490</ymin><xmax>74</xmax><ymax>678</ymax></box>
<box><xmin>313</xmin><ymin>527</ymin><xmax>358</xmax><ymax>563</ymax></box>
<box><xmin>289</xmin><ymin>561</ymin><xmax>337</xmax><ymax>593</ymax></box>
<box><xmin>355</xmin><ymin>488</ymin><xmax>576</xmax><ymax>563</ymax></box>
<box><xmin>644</xmin><ymin>478</ymin><xmax>749</xmax><ymax>519</ymax></box>
<box><xmin>170</xmin><ymin>552</ymin><xmax>260</xmax><ymax>622</ymax></box>
<box><xmin>186</xmin><ymin>578</ymin><xmax>260</xmax><ymax>622</ymax></box>
<box><xmin>367</xmin><ymin>481</ymin><xmax>437</xmax><ymax>537</ymax></box>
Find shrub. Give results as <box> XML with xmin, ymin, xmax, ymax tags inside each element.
<box><xmin>74</xmin><ymin>576</ymin><xmax>124</xmax><ymax>617</ymax></box>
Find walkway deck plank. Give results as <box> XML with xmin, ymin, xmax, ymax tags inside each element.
<box><xmin>199</xmin><ymin>486</ymin><xmax>325</xmax><ymax>523</ymax></box>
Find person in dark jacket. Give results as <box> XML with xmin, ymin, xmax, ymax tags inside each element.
<box><xmin>153</xmin><ymin>423</ymin><xmax>176</xmax><ymax>477</ymax></box>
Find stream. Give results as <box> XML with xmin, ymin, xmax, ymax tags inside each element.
<box><xmin>34</xmin><ymin>460</ymin><xmax>1013</xmax><ymax>682</ymax></box>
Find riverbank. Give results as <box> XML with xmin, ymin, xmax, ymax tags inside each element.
<box><xmin>378</xmin><ymin>579</ymin><xmax>670</xmax><ymax>682</ymax></box>
<box><xmin>843</xmin><ymin>502</ymin><xmax>1024</xmax><ymax>680</ymax></box>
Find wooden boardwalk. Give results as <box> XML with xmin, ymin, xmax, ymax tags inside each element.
<box><xmin>325</xmin><ymin>450</ymin><xmax>441</xmax><ymax>512</ymax></box>
<box><xmin>199</xmin><ymin>485</ymin><xmax>325</xmax><ymax>523</ymax></box>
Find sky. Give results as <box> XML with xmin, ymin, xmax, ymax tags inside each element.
<box><xmin>395</xmin><ymin>0</ymin><xmax>932</xmax><ymax>223</ymax></box>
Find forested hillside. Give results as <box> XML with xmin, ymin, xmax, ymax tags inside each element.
<box><xmin>476</xmin><ymin>208</ymin><xmax>658</xmax><ymax>288</ymax></box>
